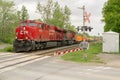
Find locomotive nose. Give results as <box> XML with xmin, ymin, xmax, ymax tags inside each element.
<box><xmin>16</xmin><ymin>26</ymin><xmax>29</xmax><ymax>40</ymax></box>
<box><xmin>20</xmin><ymin>26</ymin><xmax>28</xmax><ymax>34</ymax></box>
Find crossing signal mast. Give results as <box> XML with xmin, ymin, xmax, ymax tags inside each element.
<box><xmin>77</xmin><ymin>6</ymin><xmax>93</xmax><ymax>59</ymax></box>
<box><xmin>77</xmin><ymin>5</ymin><xmax>93</xmax><ymax>33</ymax></box>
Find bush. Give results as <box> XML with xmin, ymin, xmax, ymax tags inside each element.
<box><xmin>4</xmin><ymin>46</ymin><xmax>13</xmax><ymax>52</ymax></box>
<box><xmin>0</xmin><ymin>46</ymin><xmax>14</xmax><ymax>52</ymax></box>
<box><xmin>0</xmin><ymin>26</ymin><xmax>15</xmax><ymax>44</ymax></box>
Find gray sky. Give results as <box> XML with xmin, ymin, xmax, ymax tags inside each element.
<box><xmin>13</xmin><ymin>0</ymin><xmax>108</xmax><ymax>36</ymax></box>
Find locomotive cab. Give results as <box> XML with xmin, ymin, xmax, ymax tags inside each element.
<box><xmin>14</xmin><ymin>20</ymin><xmax>42</xmax><ymax>52</ymax></box>
<box><xmin>16</xmin><ymin>20</ymin><xmax>42</xmax><ymax>41</ymax></box>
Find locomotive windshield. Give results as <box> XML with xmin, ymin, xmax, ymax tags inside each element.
<box><xmin>28</xmin><ymin>23</ymin><xmax>38</xmax><ymax>27</ymax></box>
<box><xmin>20</xmin><ymin>22</ymin><xmax>38</xmax><ymax>27</ymax></box>
<box><xmin>20</xmin><ymin>22</ymin><xmax>27</xmax><ymax>26</ymax></box>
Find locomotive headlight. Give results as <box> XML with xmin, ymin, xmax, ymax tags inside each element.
<box><xmin>23</xmin><ymin>27</ymin><xmax>26</xmax><ymax>30</ymax></box>
<box><xmin>26</xmin><ymin>37</ymin><xmax>28</xmax><ymax>39</ymax></box>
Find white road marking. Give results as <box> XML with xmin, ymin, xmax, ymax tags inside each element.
<box><xmin>95</xmin><ymin>66</ymin><xmax>112</xmax><ymax>69</ymax></box>
<box><xmin>86</xmin><ymin>66</ymin><xmax>112</xmax><ymax>72</ymax></box>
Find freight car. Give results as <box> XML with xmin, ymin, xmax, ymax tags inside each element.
<box><xmin>13</xmin><ymin>20</ymin><xmax>76</xmax><ymax>52</ymax></box>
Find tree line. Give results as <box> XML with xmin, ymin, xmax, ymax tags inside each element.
<box><xmin>0</xmin><ymin>0</ymin><xmax>30</xmax><ymax>43</ymax></box>
<box><xmin>0</xmin><ymin>0</ymin><xmax>76</xmax><ymax>43</ymax></box>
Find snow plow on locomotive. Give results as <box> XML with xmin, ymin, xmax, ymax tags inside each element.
<box><xmin>13</xmin><ymin>20</ymin><xmax>76</xmax><ymax>52</ymax></box>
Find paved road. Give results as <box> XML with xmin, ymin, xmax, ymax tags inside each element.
<box><xmin>0</xmin><ymin>56</ymin><xmax>120</xmax><ymax>80</ymax></box>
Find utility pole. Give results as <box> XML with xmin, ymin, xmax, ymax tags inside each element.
<box><xmin>82</xmin><ymin>5</ymin><xmax>85</xmax><ymax>26</ymax></box>
<box><xmin>78</xmin><ymin>5</ymin><xmax>85</xmax><ymax>26</ymax></box>
<box><xmin>78</xmin><ymin>5</ymin><xmax>90</xmax><ymax>59</ymax></box>
<box><xmin>78</xmin><ymin>5</ymin><xmax>86</xmax><ymax>39</ymax></box>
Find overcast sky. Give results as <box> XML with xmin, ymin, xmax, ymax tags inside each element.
<box><xmin>13</xmin><ymin>0</ymin><xmax>108</xmax><ymax>36</ymax></box>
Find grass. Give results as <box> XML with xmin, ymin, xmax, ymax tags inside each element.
<box><xmin>0</xmin><ymin>45</ymin><xmax>14</xmax><ymax>52</ymax></box>
<box><xmin>61</xmin><ymin>42</ymin><xmax>102</xmax><ymax>63</ymax></box>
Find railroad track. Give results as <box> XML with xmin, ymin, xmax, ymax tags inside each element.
<box><xmin>0</xmin><ymin>44</ymin><xmax>79</xmax><ymax>72</ymax></box>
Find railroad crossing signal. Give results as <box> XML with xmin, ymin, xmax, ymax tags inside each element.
<box><xmin>88</xmin><ymin>27</ymin><xmax>93</xmax><ymax>32</ymax></box>
<box><xmin>76</xmin><ymin>26</ymin><xmax>93</xmax><ymax>32</ymax></box>
<box><xmin>76</xmin><ymin>26</ymin><xmax>81</xmax><ymax>31</ymax></box>
<box><xmin>77</xmin><ymin>5</ymin><xmax>92</xmax><ymax>33</ymax></box>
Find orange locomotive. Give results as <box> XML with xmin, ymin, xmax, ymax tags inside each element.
<box><xmin>14</xmin><ymin>20</ymin><xmax>76</xmax><ymax>52</ymax></box>
<box><xmin>75</xmin><ymin>35</ymin><xmax>89</xmax><ymax>42</ymax></box>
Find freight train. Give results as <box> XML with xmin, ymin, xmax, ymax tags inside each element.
<box><xmin>13</xmin><ymin>20</ymin><xmax>76</xmax><ymax>52</ymax></box>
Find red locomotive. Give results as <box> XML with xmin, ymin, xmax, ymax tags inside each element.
<box><xmin>13</xmin><ymin>20</ymin><xmax>76</xmax><ymax>52</ymax></box>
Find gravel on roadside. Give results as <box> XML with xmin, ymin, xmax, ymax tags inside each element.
<box><xmin>0</xmin><ymin>44</ymin><xmax>11</xmax><ymax>49</ymax></box>
<box><xmin>97</xmin><ymin>53</ymin><xmax>120</xmax><ymax>68</ymax></box>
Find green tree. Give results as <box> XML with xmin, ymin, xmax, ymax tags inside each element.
<box><xmin>0</xmin><ymin>0</ymin><xmax>15</xmax><ymax>27</ymax></box>
<box><xmin>17</xmin><ymin>5</ymin><xmax>29</xmax><ymax>21</ymax></box>
<box><xmin>65</xmin><ymin>24</ymin><xmax>76</xmax><ymax>32</ymax></box>
<box><xmin>102</xmin><ymin>0</ymin><xmax>120</xmax><ymax>33</ymax></box>
<box><xmin>36</xmin><ymin>0</ymin><xmax>54</xmax><ymax>23</ymax></box>
<box><xmin>63</xmin><ymin>6</ymin><xmax>76</xmax><ymax>31</ymax></box>
<box><xmin>0</xmin><ymin>0</ymin><xmax>18</xmax><ymax>43</ymax></box>
<box><xmin>63</xmin><ymin>5</ymin><xmax>71</xmax><ymax>28</ymax></box>
<box><xmin>21</xmin><ymin>5</ymin><xmax>29</xmax><ymax>21</ymax></box>
<box><xmin>16</xmin><ymin>11</ymin><xmax>21</xmax><ymax>22</ymax></box>
<box><xmin>50</xmin><ymin>2</ymin><xmax>64</xmax><ymax>28</ymax></box>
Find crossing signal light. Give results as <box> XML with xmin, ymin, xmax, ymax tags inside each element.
<box><xmin>88</xmin><ymin>27</ymin><xmax>93</xmax><ymax>32</ymax></box>
<box><xmin>76</xmin><ymin>26</ymin><xmax>80</xmax><ymax>31</ymax></box>
<box><xmin>76</xmin><ymin>26</ymin><xmax>93</xmax><ymax>32</ymax></box>
<box><xmin>84</xmin><ymin>26</ymin><xmax>88</xmax><ymax>31</ymax></box>
<box><xmin>81</xmin><ymin>26</ymin><xmax>93</xmax><ymax>32</ymax></box>
<box><xmin>81</xmin><ymin>26</ymin><xmax>87</xmax><ymax>31</ymax></box>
